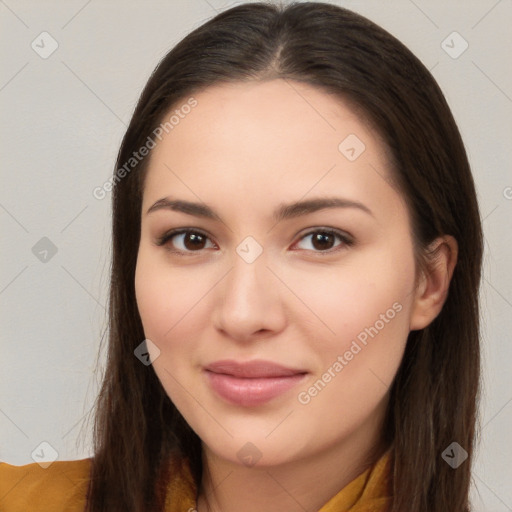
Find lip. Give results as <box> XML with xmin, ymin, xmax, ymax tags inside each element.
<box><xmin>204</xmin><ymin>359</ymin><xmax>307</xmax><ymax>406</ymax></box>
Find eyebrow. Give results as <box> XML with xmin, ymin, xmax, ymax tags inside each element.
<box><xmin>146</xmin><ymin>196</ymin><xmax>374</xmax><ymax>222</ymax></box>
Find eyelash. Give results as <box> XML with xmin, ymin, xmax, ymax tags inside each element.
<box><xmin>155</xmin><ymin>227</ymin><xmax>354</xmax><ymax>256</ymax></box>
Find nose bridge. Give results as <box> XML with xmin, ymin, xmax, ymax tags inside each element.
<box><xmin>214</xmin><ymin>241</ymin><xmax>284</xmax><ymax>338</ymax></box>
<box><xmin>224</xmin><ymin>242</ymin><xmax>271</xmax><ymax>308</ymax></box>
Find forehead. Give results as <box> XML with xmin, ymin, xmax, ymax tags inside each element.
<box><xmin>142</xmin><ymin>79</ymin><xmax>401</xmax><ymax>221</ymax></box>
<box><xmin>151</xmin><ymin>79</ymin><xmax>382</xmax><ymax>160</ymax></box>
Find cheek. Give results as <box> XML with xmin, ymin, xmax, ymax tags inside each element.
<box><xmin>135</xmin><ymin>248</ymin><xmax>206</xmax><ymax>343</ymax></box>
<box><xmin>292</xmin><ymin>263</ymin><xmax>413</xmax><ymax>442</ymax></box>
<box><xmin>283</xmin><ymin>246</ymin><xmax>415</xmax><ymax>353</ymax></box>
<box><xmin>134</xmin><ymin>250</ymin><xmax>203</xmax><ymax>409</ymax></box>
<box><xmin>134</xmin><ymin>260</ymin><xmax>171</xmax><ymax>342</ymax></box>
<box><xmin>288</xmin><ymin>247</ymin><xmax>415</xmax><ymax>426</ymax></box>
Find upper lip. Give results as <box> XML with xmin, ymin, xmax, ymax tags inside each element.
<box><xmin>204</xmin><ymin>359</ymin><xmax>307</xmax><ymax>378</ymax></box>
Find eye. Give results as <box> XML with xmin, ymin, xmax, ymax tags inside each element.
<box><xmin>155</xmin><ymin>227</ymin><xmax>353</xmax><ymax>255</ymax></box>
<box><xmin>156</xmin><ymin>229</ymin><xmax>216</xmax><ymax>253</ymax></box>
<box><xmin>293</xmin><ymin>228</ymin><xmax>353</xmax><ymax>253</ymax></box>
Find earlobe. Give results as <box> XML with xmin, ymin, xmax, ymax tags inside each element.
<box><xmin>409</xmin><ymin>235</ymin><xmax>458</xmax><ymax>331</ymax></box>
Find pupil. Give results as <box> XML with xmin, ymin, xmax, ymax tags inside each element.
<box><xmin>185</xmin><ymin>233</ymin><xmax>205</xmax><ymax>250</ymax></box>
<box><xmin>313</xmin><ymin>233</ymin><xmax>333</xmax><ymax>250</ymax></box>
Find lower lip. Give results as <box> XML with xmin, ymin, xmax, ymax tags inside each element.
<box><xmin>205</xmin><ymin>371</ymin><xmax>306</xmax><ymax>407</ymax></box>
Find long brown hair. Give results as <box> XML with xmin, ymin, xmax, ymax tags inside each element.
<box><xmin>86</xmin><ymin>2</ymin><xmax>483</xmax><ymax>511</ymax></box>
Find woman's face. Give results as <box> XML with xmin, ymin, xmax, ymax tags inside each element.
<box><xmin>135</xmin><ymin>79</ymin><xmax>420</xmax><ymax>467</ymax></box>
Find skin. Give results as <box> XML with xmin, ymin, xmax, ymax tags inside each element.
<box><xmin>134</xmin><ymin>79</ymin><xmax>457</xmax><ymax>512</ymax></box>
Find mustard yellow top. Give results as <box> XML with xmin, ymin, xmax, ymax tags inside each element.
<box><xmin>0</xmin><ymin>450</ymin><xmax>392</xmax><ymax>511</ymax></box>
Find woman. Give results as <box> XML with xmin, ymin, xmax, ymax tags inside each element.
<box><xmin>0</xmin><ymin>2</ymin><xmax>483</xmax><ymax>511</ymax></box>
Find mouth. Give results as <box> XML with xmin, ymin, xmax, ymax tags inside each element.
<box><xmin>204</xmin><ymin>359</ymin><xmax>308</xmax><ymax>407</ymax></box>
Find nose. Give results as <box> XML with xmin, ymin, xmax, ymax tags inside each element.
<box><xmin>212</xmin><ymin>251</ymin><xmax>287</xmax><ymax>343</ymax></box>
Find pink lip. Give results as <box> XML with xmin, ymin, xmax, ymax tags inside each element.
<box><xmin>204</xmin><ymin>359</ymin><xmax>307</xmax><ymax>406</ymax></box>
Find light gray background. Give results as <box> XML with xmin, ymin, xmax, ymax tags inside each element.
<box><xmin>1</xmin><ymin>0</ymin><xmax>511</xmax><ymax>510</ymax></box>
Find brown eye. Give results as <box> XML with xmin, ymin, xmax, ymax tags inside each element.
<box><xmin>157</xmin><ymin>229</ymin><xmax>215</xmax><ymax>253</ymax></box>
<box><xmin>182</xmin><ymin>232</ymin><xmax>207</xmax><ymax>250</ymax></box>
<box><xmin>295</xmin><ymin>229</ymin><xmax>353</xmax><ymax>253</ymax></box>
<box><xmin>311</xmin><ymin>232</ymin><xmax>336</xmax><ymax>250</ymax></box>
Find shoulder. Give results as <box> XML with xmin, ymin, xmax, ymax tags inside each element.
<box><xmin>0</xmin><ymin>458</ymin><xmax>91</xmax><ymax>512</ymax></box>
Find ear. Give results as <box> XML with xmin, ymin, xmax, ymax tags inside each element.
<box><xmin>409</xmin><ymin>235</ymin><xmax>458</xmax><ymax>331</ymax></box>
